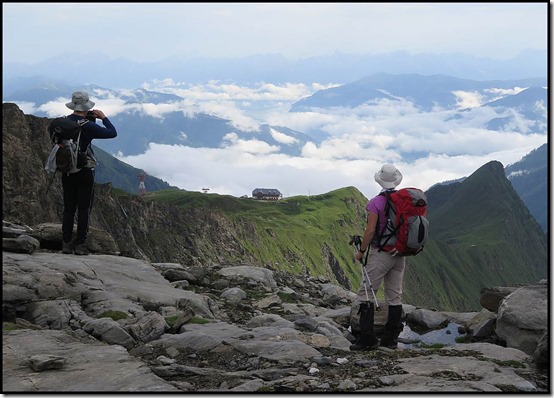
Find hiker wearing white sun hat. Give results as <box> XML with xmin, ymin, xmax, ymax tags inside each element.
<box><xmin>59</xmin><ymin>91</ymin><xmax>118</xmax><ymax>256</ymax></box>
<box><xmin>349</xmin><ymin>164</ymin><xmax>406</xmax><ymax>351</ymax></box>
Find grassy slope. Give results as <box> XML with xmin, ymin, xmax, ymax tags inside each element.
<box><xmin>144</xmin><ymin>186</ymin><xmax>369</xmax><ymax>288</ymax></box>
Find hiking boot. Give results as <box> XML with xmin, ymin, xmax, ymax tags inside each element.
<box><xmin>61</xmin><ymin>241</ymin><xmax>74</xmax><ymax>254</ymax></box>
<box><xmin>379</xmin><ymin>336</ymin><xmax>398</xmax><ymax>349</ymax></box>
<box><xmin>350</xmin><ymin>302</ymin><xmax>379</xmax><ymax>351</ymax></box>
<box><xmin>350</xmin><ymin>335</ymin><xmax>379</xmax><ymax>351</ymax></box>
<box><xmin>73</xmin><ymin>242</ymin><xmax>89</xmax><ymax>256</ymax></box>
<box><xmin>380</xmin><ymin>305</ymin><xmax>403</xmax><ymax>349</ymax></box>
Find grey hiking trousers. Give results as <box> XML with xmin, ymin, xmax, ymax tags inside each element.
<box><xmin>356</xmin><ymin>248</ymin><xmax>406</xmax><ymax>306</ymax></box>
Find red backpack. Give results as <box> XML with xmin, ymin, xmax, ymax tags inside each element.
<box><xmin>377</xmin><ymin>188</ymin><xmax>429</xmax><ymax>256</ymax></box>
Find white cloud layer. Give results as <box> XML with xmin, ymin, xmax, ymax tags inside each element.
<box><xmin>113</xmin><ymin>81</ymin><xmax>546</xmax><ymax>200</ymax></box>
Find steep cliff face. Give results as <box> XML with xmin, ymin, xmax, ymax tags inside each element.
<box><xmin>3</xmin><ymin>104</ymin><xmax>59</xmax><ymax>225</ymax></box>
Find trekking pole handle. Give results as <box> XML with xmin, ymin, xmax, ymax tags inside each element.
<box><xmin>350</xmin><ymin>235</ymin><xmax>369</xmax><ymax>265</ymax></box>
<box><xmin>349</xmin><ymin>235</ymin><xmax>362</xmax><ymax>251</ymax></box>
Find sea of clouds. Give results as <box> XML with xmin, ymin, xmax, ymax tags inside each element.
<box><xmin>27</xmin><ymin>79</ymin><xmax>546</xmax><ymax>199</ymax></box>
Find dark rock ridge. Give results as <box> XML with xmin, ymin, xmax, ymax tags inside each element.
<box><xmin>2</xmin><ymin>222</ymin><xmax>549</xmax><ymax>393</ymax></box>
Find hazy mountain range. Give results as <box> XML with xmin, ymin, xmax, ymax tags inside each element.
<box><xmin>3</xmin><ymin>49</ymin><xmax>546</xmax><ymax>89</ymax></box>
<box><xmin>291</xmin><ymin>73</ymin><xmax>546</xmax><ymax>113</ymax></box>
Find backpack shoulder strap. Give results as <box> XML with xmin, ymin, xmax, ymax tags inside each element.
<box><xmin>375</xmin><ymin>189</ymin><xmax>398</xmax><ymax>251</ymax></box>
<box><xmin>74</xmin><ymin>119</ymin><xmax>90</xmax><ymax>148</ymax></box>
<box><xmin>381</xmin><ymin>189</ymin><xmax>396</xmax><ymax>215</ymax></box>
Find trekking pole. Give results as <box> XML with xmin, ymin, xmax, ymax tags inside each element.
<box><xmin>349</xmin><ymin>235</ymin><xmax>380</xmax><ymax>311</ymax></box>
<box><xmin>361</xmin><ymin>265</ymin><xmax>380</xmax><ymax>311</ymax></box>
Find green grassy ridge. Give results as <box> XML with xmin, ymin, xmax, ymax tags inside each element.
<box><xmin>145</xmin><ymin>186</ymin><xmax>369</xmax><ymax>286</ymax></box>
<box><xmin>428</xmin><ymin>161</ymin><xmax>508</xmax><ymax>242</ymax></box>
<box><xmin>404</xmin><ymin>240</ymin><xmax>473</xmax><ymax>310</ymax></box>
<box><xmin>428</xmin><ymin>160</ymin><xmax>545</xmax><ymax>244</ymax></box>
<box><xmin>428</xmin><ymin>160</ymin><xmax>547</xmax><ymax>273</ymax></box>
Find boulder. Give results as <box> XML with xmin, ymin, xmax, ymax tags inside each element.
<box><xmin>480</xmin><ymin>286</ymin><xmax>519</xmax><ymax>312</ymax></box>
<box><xmin>495</xmin><ymin>281</ymin><xmax>547</xmax><ymax>355</ymax></box>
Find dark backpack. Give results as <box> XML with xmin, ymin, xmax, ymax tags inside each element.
<box><xmin>376</xmin><ymin>187</ymin><xmax>429</xmax><ymax>256</ymax></box>
<box><xmin>45</xmin><ymin>117</ymin><xmax>94</xmax><ymax>174</ymax></box>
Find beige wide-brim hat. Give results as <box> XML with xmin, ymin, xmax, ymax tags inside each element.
<box><xmin>374</xmin><ymin>164</ymin><xmax>403</xmax><ymax>189</ymax></box>
<box><xmin>65</xmin><ymin>91</ymin><xmax>95</xmax><ymax>111</ymax></box>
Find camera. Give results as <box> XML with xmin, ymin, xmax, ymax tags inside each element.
<box><xmin>86</xmin><ymin>110</ymin><xmax>96</xmax><ymax>122</ymax></box>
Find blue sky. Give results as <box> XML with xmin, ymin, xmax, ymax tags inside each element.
<box><xmin>3</xmin><ymin>2</ymin><xmax>548</xmax><ymax>64</ymax></box>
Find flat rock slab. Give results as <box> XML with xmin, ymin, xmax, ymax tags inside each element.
<box><xmin>374</xmin><ymin>352</ymin><xmax>536</xmax><ymax>392</ymax></box>
<box><xmin>3</xmin><ymin>329</ymin><xmax>177</xmax><ymax>392</ymax></box>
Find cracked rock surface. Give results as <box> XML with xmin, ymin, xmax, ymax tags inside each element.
<box><xmin>2</xmin><ymin>251</ymin><xmax>548</xmax><ymax>393</ymax></box>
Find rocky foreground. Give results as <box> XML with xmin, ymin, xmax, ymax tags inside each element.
<box><xmin>2</xmin><ymin>223</ymin><xmax>549</xmax><ymax>393</ymax></box>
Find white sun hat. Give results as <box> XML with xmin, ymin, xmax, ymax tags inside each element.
<box><xmin>65</xmin><ymin>91</ymin><xmax>95</xmax><ymax>111</ymax></box>
<box><xmin>374</xmin><ymin>164</ymin><xmax>403</xmax><ymax>189</ymax></box>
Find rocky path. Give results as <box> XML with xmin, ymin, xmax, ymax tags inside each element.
<box><xmin>2</xmin><ymin>251</ymin><xmax>549</xmax><ymax>393</ymax></box>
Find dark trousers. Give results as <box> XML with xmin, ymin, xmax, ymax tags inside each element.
<box><xmin>61</xmin><ymin>168</ymin><xmax>95</xmax><ymax>244</ymax></box>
